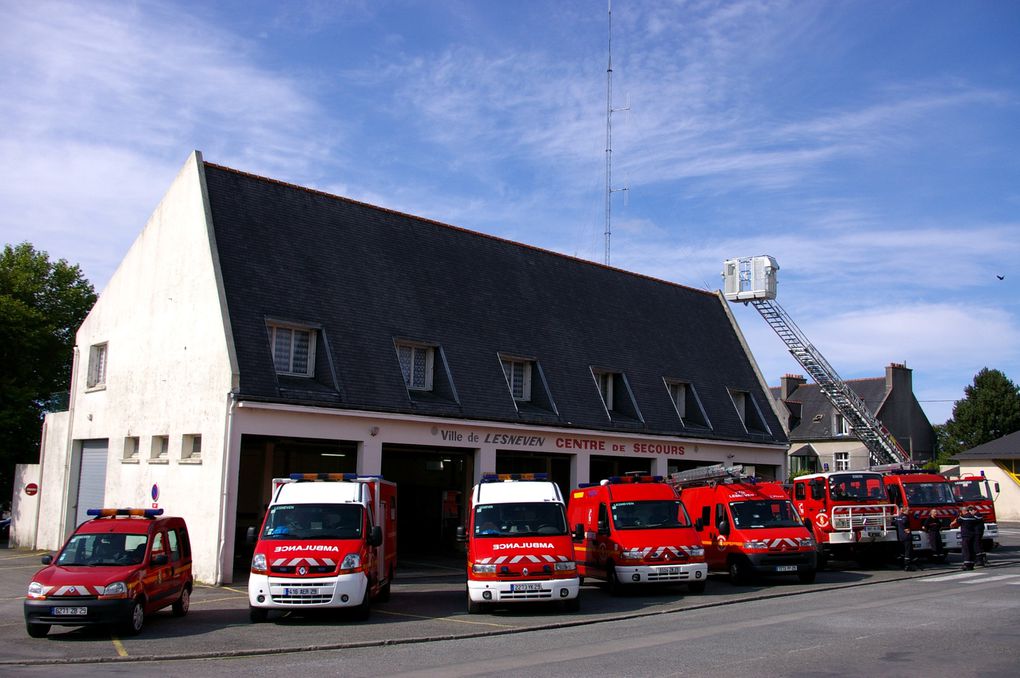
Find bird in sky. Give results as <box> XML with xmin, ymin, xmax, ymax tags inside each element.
<box><xmin>997</xmin><ymin>275</ymin><xmax>1005</xmax><ymax>280</ymax></box>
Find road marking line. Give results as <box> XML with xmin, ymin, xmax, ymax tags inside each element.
<box><xmin>373</xmin><ymin>608</ymin><xmax>516</xmax><ymax>628</ymax></box>
<box><xmin>959</xmin><ymin>574</ymin><xmax>1020</xmax><ymax>584</ymax></box>
<box><xmin>0</xmin><ymin>552</ymin><xmax>50</xmax><ymax>561</ymax></box>
<box><xmin>191</xmin><ymin>595</ymin><xmax>249</xmax><ymax>605</ymax></box>
<box><xmin>111</xmin><ymin>637</ymin><xmax>128</xmax><ymax>657</ymax></box>
<box><xmin>923</xmin><ymin>572</ymin><xmax>985</xmax><ymax>582</ymax></box>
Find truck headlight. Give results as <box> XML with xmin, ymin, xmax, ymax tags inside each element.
<box><xmin>27</xmin><ymin>581</ymin><xmax>46</xmax><ymax>599</ymax></box>
<box><xmin>743</xmin><ymin>540</ymin><xmax>769</xmax><ymax>550</ymax></box>
<box><xmin>689</xmin><ymin>546</ymin><xmax>705</xmax><ymax>558</ymax></box>
<box><xmin>251</xmin><ymin>553</ymin><xmax>267</xmax><ymax>574</ymax></box>
<box><xmin>798</xmin><ymin>537</ymin><xmax>816</xmax><ymax>547</ymax></box>
<box><xmin>472</xmin><ymin>563</ymin><xmax>497</xmax><ymax>574</ymax></box>
<box><xmin>340</xmin><ymin>553</ymin><xmax>362</xmax><ymax>572</ymax></box>
<box><xmin>100</xmin><ymin>581</ymin><xmax>128</xmax><ymax>598</ymax></box>
<box><xmin>619</xmin><ymin>549</ymin><xmax>642</xmax><ymax>561</ymax></box>
<box><xmin>554</xmin><ymin>561</ymin><xmax>576</xmax><ymax>571</ymax></box>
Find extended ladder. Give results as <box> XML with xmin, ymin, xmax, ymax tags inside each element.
<box><xmin>750</xmin><ymin>298</ymin><xmax>909</xmax><ymax>467</ymax></box>
<box><xmin>667</xmin><ymin>464</ymin><xmax>744</xmax><ymax>488</ymax></box>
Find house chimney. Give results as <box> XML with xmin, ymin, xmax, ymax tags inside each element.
<box><xmin>886</xmin><ymin>362</ymin><xmax>912</xmax><ymax>394</ymax></box>
<box><xmin>780</xmin><ymin>373</ymin><xmax>807</xmax><ymax>400</ymax></box>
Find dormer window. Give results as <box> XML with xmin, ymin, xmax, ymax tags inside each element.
<box><xmin>664</xmin><ymin>379</ymin><xmax>711</xmax><ymax>428</ymax></box>
<box><xmin>591</xmin><ymin>368</ymin><xmax>644</xmax><ymax>423</ymax></box>
<box><xmin>396</xmin><ymin>342</ymin><xmax>434</xmax><ymax>391</ymax></box>
<box><xmin>500</xmin><ymin>355</ymin><xmax>533</xmax><ymax>402</ymax></box>
<box><xmin>269</xmin><ymin>323</ymin><xmax>316</xmax><ymax>376</ymax></box>
<box><xmin>728</xmin><ymin>388</ymin><xmax>770</xmax><ymax>435</ymax></box>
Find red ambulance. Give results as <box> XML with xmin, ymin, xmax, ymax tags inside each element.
<box><xmin>671</xmin><ymin>465</ymin><xmax>817</xmax><ymax>584</ymax></box>
<box><xmin>790</xmin><ymin>471</ymin><xmax>897</xmax><ymax>567</ymax></box>
<box><xmin>567</xmin><ymin>474</ymin><xmax>707</xmax><ymax>594</ymax></box>
<box><xmin>247</xmin><ymin>473</ymin><xmax>397</xmax><ymax>622</ymax></box>
<box><xmin>24</xmin><ymin>508</ymin><xmax>192</xmax><ymax>638</ymax></box>
<box><xmin>950</xmin><ymin>474</ymin><xmax>999</xmax><ymax>551</ymax></box>
<box><xmin>458</xmin><ymin>473</ymin><xmax>580</xmax><ymax>614</ymax></box>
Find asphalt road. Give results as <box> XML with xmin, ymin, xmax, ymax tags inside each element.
<box><xmin>2</xmin><ymin>526</ymin><xmax>1018</xmax><ymax>676</ymax></box>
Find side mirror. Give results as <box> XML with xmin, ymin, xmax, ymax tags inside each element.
<box><xmin>994</xmin><ymin>482</ymin><xmax>1000</xmax><ymax>494</ymax></box>
<box><xmin>694</xmin><ymin>518</ymin><xmax>704</xmax><ymax>532</ymax></box>
<box><xmin>456</xmin><ymin>525</ymin><xmax>467</xmax><ymax>542</ymax></box>
<box><xmin>572</xmin><ymin>524</ymin><xmax>585</xmax><ymax>542</ymax></box>
<box><xmin>151</xmin><ymin>553</ymin><xmax>169</xmax><ymax>567</ymax></box>
<box><xmin>246</xmin><ymin>525</ymin><xmax>257</xmax><ymax>544</ymax></box>
<box><xmin>368</xmin><ymin>526</ymin><xmax>383</xmax><ymax>547</ymax></box>
<box><xmin>41</xmin><ymin>554</ymin><xmax>53</xmax><ymax>565</ymax></box>
<box><xmin>717</xmin><ymin>519</ymin><xmax>730</xmax><ymax>536</ymax></box>
<box><xmin>597</xmin><ymin>520</ymin><xmax>610</xmax><ymax>537</ymax></box>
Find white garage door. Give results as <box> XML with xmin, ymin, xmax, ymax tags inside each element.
<box><xmin>75</xmin><ymin>440</ymin><xmax>109</xmax><ymax>525</ymax></box>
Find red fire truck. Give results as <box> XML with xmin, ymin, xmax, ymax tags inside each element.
<box><xmin>670</xmin><ymin>465</ymin><xmax>817</xmax><ymax>584</ymax></box>
<box><xmin>950</xmin><ymin>474</ymin><xmax>999</xmax><ymax>551</ymax></box>
<box><xmin>881</xmin><ymin>469</ymin><xmax>960</xmax><ymax>557</ymax></box>
<box><xmin>247</xmin><ymin>473</ymin><xmax>397</xmax><ymax>622</ymax></box>
<box><xmin>789</xmin><ymin>471</ymin><xmax>897</xmax><ymax>567</ymax></box>
<box><xmin>567</xmin><ymin>475</ymin><xmax>707</xmax><ymax>594</ymax></box>
<box><xmin>458</xmin><ymin>473</ymin><xmax>580</xmax><ymax>614</ymax></box>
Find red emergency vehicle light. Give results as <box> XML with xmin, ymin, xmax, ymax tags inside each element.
<box><xmin>480</xmin><ymin>473</ymin><xmax>549</xmax><ymax>483</ymax></box>
<box><xmin>85</xmin><ymin>508</ymin><xmax>163</xmax><ymax>518</ymax></box>
<box><xmin>289</xmin><ymin>472</ymin><xmax>365</xmax><ymax>482</ymax></box>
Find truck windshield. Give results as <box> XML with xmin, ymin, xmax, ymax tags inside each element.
<box><xmin>473</xmin><ymin>502</ymin><xmax>568</xmax><ymax>537</ymax></box>
<box><xmin>902</xmin><ymin>482</ymin><xmax>956</xmax><ymax>506</ymax></box>
<box><xmin>56</xmin><ymin>532</ymin><xmax>149</xmax><ymax>566</ymax></box>
<box><xmin>828</xmin><ymin>473</ymin><xmax>886</xmax><ymax>502</ymax></box>
<box><xmin>611</xmin><ymin>500</ymin><xmax>690</xmax><ymax>529</ymax></box>
<box><xmin>262</xmin><ymin>503</ymin><xmax>363</xmax><ymax>540</ymax></box>
<box><xmin>952</xmin><ymin>480</ymin><xmax>991</xmax><ymax>502</ymax></box>
<box><xmin>729</xmin><ymin>500</ymin><xmax>803</xmax><ymax>529</ymax></box>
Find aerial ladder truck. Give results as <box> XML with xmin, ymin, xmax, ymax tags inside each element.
<box><xmin>722</xmin><ymin>256</ymin><xmax>910</xmax><ymax>468</ymax></box>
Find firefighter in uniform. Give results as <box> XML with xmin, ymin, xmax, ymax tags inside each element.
<box><xmin>893</xmin><ymin>508</ymin><xmax>917</xmax><ymax>571</ymax></box>
<box><xmin>951</xmin><ymin>505</ymin><xmax>985</xmax><ymax>570</ymax></box>
<box><xmin>921</xmin><ymin>508</ymin><xmax>944</xmax><ymax>560</ymax></box>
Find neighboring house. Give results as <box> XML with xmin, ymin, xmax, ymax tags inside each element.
<box><xmin>953</xmin><ymin>430</ymin><xmax>1020</xmax><ymax>521</ymax></box>
<box><xmin>13</xmin><ymin>152</ymin><xmax>790</xmax><ymax>583</ymax></box>
<box><xmin>770</xmin><ymin>363</ymin><xmax>935</xmax><ymax>474</ymax></box>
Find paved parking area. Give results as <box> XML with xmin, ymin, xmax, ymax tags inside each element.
<box><xmin>2</xmin><ymin>530</ymin><xmax>1017</xmax><ymax>667</ymax></box>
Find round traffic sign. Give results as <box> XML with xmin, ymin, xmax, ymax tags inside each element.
<box><xmin>25</xmin><ymin>482</ymin><xmax>39</xmax><ymax>496</ymax></box>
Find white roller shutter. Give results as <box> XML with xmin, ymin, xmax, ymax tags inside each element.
<box><xmin>75</xmin><ymin>440</ymin><xmax>109</xmax><ymax>525</ymax></box>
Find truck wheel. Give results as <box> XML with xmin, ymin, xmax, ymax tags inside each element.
<box><xmin>26</xmin><ymin>623</ymin><xmax>50</xmax><ymax>638</ymax></box>
<box><xmin>688</xmin><ymin>580</ymin><xmax>706</xmax><ymax>594</ymax></box>
<box><xmin>467</xmin><ymin>597</ymin><xmax>487</xmax><ymax>615</ymax></box>
<box><xmin>561</xmin><ymin>596</ymin><xmax>580</xmax><ymax>612</ymax></box>
<box><xmin>728</xmin><ymin>558</ymin><xmax>750</xmax><ymax>586</ymax></box>
<box><xmin>797</xmin><ymin>569</ymin><xmax>817</xmax><ymax>584</ymax></box>
<box><xmin>606</xmin><ymin>565</ymin><xmax>623</xmax><ymax>596</ymax></box>
<box><xmin>982</xmin><ymin>539</ymin><xmax>996</xmax><ymax>552</ymax></box>
<box><xmin>816</xmin><ymin>550</ymin><xmax>829</xmax><ymax>571</ymax></box>
<box><xmin>352</xmin><ymin>591</ymin><xmax>371</xmax><ymax>621</ymax></box>
<box><xmin>376</xmin><ymin>567</ymin><xmax>393</xmax><ymax>603</ymax></box>
<box><xmin>172</xmin><ymin>586</ymin><xmax>191</xmax><ymax>617</ymax></box>
<box><xmin>122</xmin><ymin>598</ymin><xmax>145</xmax><ymax>636</ymax></box>
<box><xmin>249</xmin><ymin>606</ymin><xmax>268</xmax><ymax>623</ymax></box>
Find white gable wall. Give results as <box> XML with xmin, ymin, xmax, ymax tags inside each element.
<box><xmin>36</xmin><ymin>152</ymin><xmax>237</xmax><ymax>583</ymax></box>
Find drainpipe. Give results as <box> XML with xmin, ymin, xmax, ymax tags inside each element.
<box><xmin>215</xmin><ymin>392</ymin><xmax>238</xmax><ymax>585</ymax></box>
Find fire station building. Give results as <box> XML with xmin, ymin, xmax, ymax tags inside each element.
<box><xmin>14</xmin><ymin>152</ymin><xmax>789</xmax><ymax>583</ymax></box>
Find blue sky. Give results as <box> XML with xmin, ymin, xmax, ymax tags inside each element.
<box><xmin>3</xmin><ymin>0</ymin><xmax>1019</xmax><ymax>425</ymax></box>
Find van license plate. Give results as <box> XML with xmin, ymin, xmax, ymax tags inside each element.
<box><xmin>510</xmin><ymin>583</ymin><xmax>541</xmax><ymax>592</ymax></box>
<box><xmin>51</xmin><ymin>607</ymin><xmax>88</xmax><ymax>616</ymax></box>
<box><xmin>659</xmin><ymin>567</ymin><xmax>681</xmax><ymax>575</ymax></box>
<box><xmin>285</xmin><ymin>588</ymin><xmax>317</xmax><ymax>596</ymax></box>
<box><xmin>776</xmin><ymin>565</ymin><xmax>798</xmax><ymax>572</ymax></box>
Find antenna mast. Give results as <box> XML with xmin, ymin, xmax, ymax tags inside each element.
<box><xmin>604</xmin><ymin>0</ymin><xmax>627</xmax><ymax>266</ymax></box>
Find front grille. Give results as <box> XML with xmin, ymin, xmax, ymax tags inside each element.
<box><xmin>269</xmin><ymin>582</ymin><xmax>334</xmax><ymax>605</ymax></box>
<box><xmin>501</xmin><ymin>587</ymin><xmax>553</xmax><ymax>600</ymax></box>
<box><xmin>647</xmin><ymin>569</ymin><xmax>692</xmax><ymax>582</ymax></box>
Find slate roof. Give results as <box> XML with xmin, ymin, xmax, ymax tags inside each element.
<box><xmin>953</xmin><ymin>430</ymin><xmax>1020</xmax><ymax>460</ymax></box>
<box><xmin>203</xmin><ymin>162</ymin><xmax>787</xmax><ymax>445</ymax></box>
<box><xmin>769</xmin><ymin>378</ymin><xmax>888</xmax><ymax>441</ymax></box>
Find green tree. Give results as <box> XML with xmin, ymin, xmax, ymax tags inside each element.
<box><xmin>937</xmin><ymin>368</ymin><xmax>1020</xmax><ymax>464</ymax></box>
<box><xmin>0</xmin><ymin>243</ymin><xmax>96</xmax><ymax>506</ymax></box>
